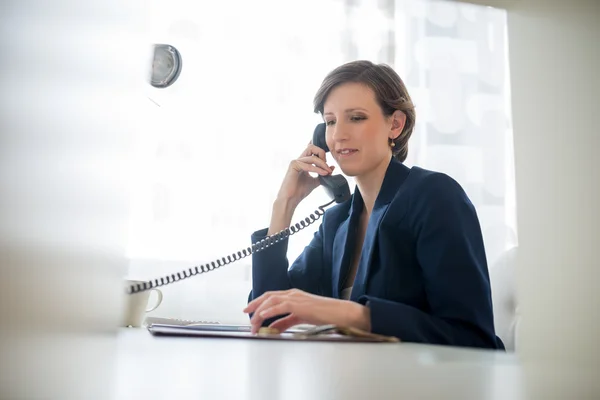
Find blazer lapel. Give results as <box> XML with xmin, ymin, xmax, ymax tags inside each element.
<box><xmin>349</xmin><ymin>203</ymin><xmax>389</xmax><ymax>301</ymax></box>
<box><xmin>349</xmin><ymin>157</ymin><xmax>411</xmax><ymax>301</ymax></box>
<box><xmin>331</xmin><ymin>189</ymin><xmax>363</xmax><ymax>298</ymax></box>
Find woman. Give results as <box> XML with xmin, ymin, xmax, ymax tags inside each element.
<box><xmin>243</xmin><ymin>60</ymin><xmax>504</xmax><ymax>350</ymax></box>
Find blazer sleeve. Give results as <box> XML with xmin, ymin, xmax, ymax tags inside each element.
<box><xmin>358</xmin><ymin>173</ymin><xmax>503</xmax><ymax>349</ymax></box>
<box><xmin>248</xmin><ymin>218</ymin><xmax>328</xmax><ymax>302</ymax></box>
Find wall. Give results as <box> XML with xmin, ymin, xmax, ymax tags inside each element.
<box><xmin>506</xmin><ymin>0</ymin><xmax>599</xmax><ymax>367</ymax></box>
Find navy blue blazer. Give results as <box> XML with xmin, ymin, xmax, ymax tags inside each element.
<box><xmin>249</xmin><ymin>157</ymin><xmax>504</xmax><ymax>350</ymax></box>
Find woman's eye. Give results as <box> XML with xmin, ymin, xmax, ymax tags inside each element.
<box><xmin>325</xmin><ymin>120</ymin><xmax>335</xmax><ymax>126</ymax></box>
<box><xmin>350</xmin><ymin>115</ymin><xmax>366</xmax><ymax>122</ymax></box>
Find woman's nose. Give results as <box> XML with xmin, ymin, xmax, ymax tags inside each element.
<box><xmin>331</xmin><ymin>121</ymin><xmax>349</xmax><ymax>142</ymax></box>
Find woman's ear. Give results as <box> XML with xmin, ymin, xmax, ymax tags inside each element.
<box><xmin>390</xmin><ymin>110</ymin><xmax>406</xmax><ymax>140</ymax></box>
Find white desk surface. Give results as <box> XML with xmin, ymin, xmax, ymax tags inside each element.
<box><xmin>113</xmin><ymin>328</ymin><xmax>598</xmax><ymax>400</ymax></box>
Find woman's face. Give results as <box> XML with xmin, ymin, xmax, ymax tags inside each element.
<box><xmin>323</xmin><ymin>82</ymin><xmax>398</xmax><ymax>178</ymax></box>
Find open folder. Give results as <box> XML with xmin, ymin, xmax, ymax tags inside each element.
<box><xmin>147</xmin><ymin>322</ymin><xmax>400</xmax><ymax>343</ymax></box>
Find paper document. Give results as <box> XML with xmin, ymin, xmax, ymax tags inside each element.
<box><xmin>147</xmin><ymin>323</ymin><xmax>400</xmax><ymax>343</ymax></box>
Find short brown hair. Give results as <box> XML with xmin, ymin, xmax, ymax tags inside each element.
<box><xmin>313</xmin><ymin>60</ymin><xmax>416</xmax><ymax>162</ymax></box>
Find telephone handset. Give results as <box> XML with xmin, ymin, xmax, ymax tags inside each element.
<box><xmin>312</xmin><ymin>123</ymin><xmax>351</xmax><ymax>203</ymax></box>
<box><xmin>127</xmin><ymin>123</ymin><xmax>351</xmax><ymax>295</ymax></box>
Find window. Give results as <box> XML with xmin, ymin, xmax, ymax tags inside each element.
<box><xmin>128</xmin><ymin>0</ymin><xmax>516</xmax><ymax>323</ymax></box>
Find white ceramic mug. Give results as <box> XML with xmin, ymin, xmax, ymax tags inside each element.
<box><xmin>122</xmin><ymin>280</ymin><xmax>163</xmax><ymax>327</ymax></box>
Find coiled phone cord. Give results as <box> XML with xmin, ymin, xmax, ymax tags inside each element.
<box><xmin>127</xmin><ymin>199</ymin><xmax>336</xmax><ymax>295</ymax></box>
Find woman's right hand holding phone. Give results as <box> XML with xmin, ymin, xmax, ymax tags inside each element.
<box><xmin>268</xmin><ymin>143</ymin><xmax>335</xmax><ymax>235</ymax></box>
<box><xmin>277</xmin><ymin>143</ymin><xmax>335</xmax><ymax>205</ymax></box>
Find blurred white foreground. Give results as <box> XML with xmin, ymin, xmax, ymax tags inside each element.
<box><xmin>0</xmin><ymin>1</ymin><xmax>147</xmax><ymax>398</ymax></box>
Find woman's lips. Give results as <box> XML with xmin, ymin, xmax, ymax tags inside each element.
<box><xmin>337</xmin><ymin>149</ymin><xmax>358</xmax><ymax>158</ymax></box>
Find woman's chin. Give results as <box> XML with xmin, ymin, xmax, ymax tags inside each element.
<box><xmin>336</xmin><ymin>165</ymin><xmax>362</xmax><ymax>177</ymax></box>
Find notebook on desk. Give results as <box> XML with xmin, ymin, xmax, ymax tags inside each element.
<box><xmin>147</xmin><ymin>323</ymin><xmax>400</xmax><ymax>343</ymax></box>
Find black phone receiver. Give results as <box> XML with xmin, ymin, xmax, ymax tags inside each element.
<box><xmin>312</xmin><ymin>123</ymin><xmax>351</xmax><ymax>204</ymax></box>
<box><xmin>312</xmin><ymin>122</ymin><xmax>329</xmax><ymax>152</ymax></box>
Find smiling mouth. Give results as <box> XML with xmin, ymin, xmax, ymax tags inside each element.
<box><xmin>337</xmin><ymin>149</ymin><xmax>358</xmax><ymax>156</ymax></box>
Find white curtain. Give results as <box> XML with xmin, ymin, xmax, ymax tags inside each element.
<box><xmin>129</xmin><ymin>0</ymin><xmax>517</xmax><ymax>324</ymax></box>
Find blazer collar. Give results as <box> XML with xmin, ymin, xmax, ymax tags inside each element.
<box><xmin>349</xmin><ymin>156</ymin><xmax>411</xmax><ymax>215</ymax></box>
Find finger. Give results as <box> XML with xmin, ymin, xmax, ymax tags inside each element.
<box><xmin>244</xmin><ymin>291</ymin><xmax>279</xmax><ymax>314</ymax></box>
<box><xmin>243</xmin><ymin>296</ymin><xmax>266</xmax><ymax>314</ymax></box>
<box><xmin>300</xmin><ymin>144</ymin><xmax>327</xmax><ymax>160</ymax></box>
<box><xmin>258</xmin><ymin>300</ymin><xmax>293</xmax><ymax>321</ymax></box>
<box><xmin>297</xmin><ymin>155</ymin><xmax>332</xmax><ymax>173</ymax></box>
<box><xmin>294</xmin><ymin>158</ymin><xmax>332</xmax><ymax>175</ymax></box>
<box><xmin>252</xmin><ymin>295</ymin><xmax>279</xmax><ymax>317</ymax></box>
<box><xmin>269</xmin><ymin>314</ymin><xmax>303</xmax><ymax>333</ymax></box>
<box><xmin>291</xmin><ymin>160</ymin><xmax>331</xmax><ymax>176</ymax></box>
<box><xmin>249</xmin><ymin>309</ymin><xmax>266</xmax><ymax>334</ymax></box>
<box><xmin>244</xmin><ymin>288</ymin><xmax>299</xmax><ymax>318</ymax></box>
<box><xmin>249</xmin><ymin>295</ymin><xmax>285</xmax><ymax>333</ymax></box>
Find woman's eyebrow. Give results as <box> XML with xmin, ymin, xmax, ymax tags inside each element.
<box><xmin>323</xmin><ymin>108</ymin><xmax>369</xmax><ymax>116</ymax></box>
